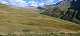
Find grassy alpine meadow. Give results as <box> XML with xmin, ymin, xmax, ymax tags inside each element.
<box><xmin>0</xmin><ymin>4</ymin><xmax>80</xmax><ymax>36</ymax></box>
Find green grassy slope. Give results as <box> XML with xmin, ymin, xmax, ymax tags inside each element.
<box><xmin>0</xmin><ymin>4</ymin><xmax>80</xmax><ymax>33</ymax></box>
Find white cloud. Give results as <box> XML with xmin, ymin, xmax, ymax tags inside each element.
<box><xmin>0</xmin><ymin>0</ymin><xmax>8</xmax><ymax>5</ymax></box>
<box><xmin>28</xmin><ymin>1</ymin><xmax>39</xmax><ymax>7</ymax></box>
<box><xmin>7</xmin><ymin>0</ymin><xmax>27</xmax><ymax>7</ymax></box>
<box><xmin>45</xmin><ymin>0</ymin><xmax>62</xmax><ymax>5</ymax></box>
<box><xmin>0</xmin><ymin>0</ymin><xmax>63</xmax><ymax>7</ymax></box>
<box><xmin>38</xmin><ymin>3</ymin><xmax>45</xmax><ymax>7</ymax></box>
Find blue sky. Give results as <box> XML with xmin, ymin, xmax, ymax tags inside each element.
<box><xmin>0</xmin><ymin>0</ymin><xmax>62</xmax><ymax>7</ymax></box>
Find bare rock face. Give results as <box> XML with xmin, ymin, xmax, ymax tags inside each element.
<box><xmin>61</xmin><ymin>0</ymin><xmax>80</xmax><ymax>24</ymax></box>
<box><xmin>38</xmin><ymin>0</ymin><xmax>80</xmax><ymax>24</ymax></box>
<box><xmin>38</xmin><ymin>0</ymin><xmax>72</xmax><ymax>18</ymax></box>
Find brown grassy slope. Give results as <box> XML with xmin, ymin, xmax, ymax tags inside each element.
<box><xmin>0</xmin><ymin>4</ymin><xmax>80</xmax><ymax>32</ymax></box>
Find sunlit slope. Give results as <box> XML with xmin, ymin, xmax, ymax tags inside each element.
<box><xmin>0</xmin><ymin>4</ymin><xmax>80</xmax><ymax>32</ymax></box>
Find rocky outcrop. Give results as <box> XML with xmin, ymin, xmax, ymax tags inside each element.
<box><xmin>61</xmin><ymin>0</ymin><xmax>80</xmax><ymax>24</ymax></box>
<box><xmin>37</xmin><ymin>0</ymin><xmax>80</xmax><ymax>24</ymax></box>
